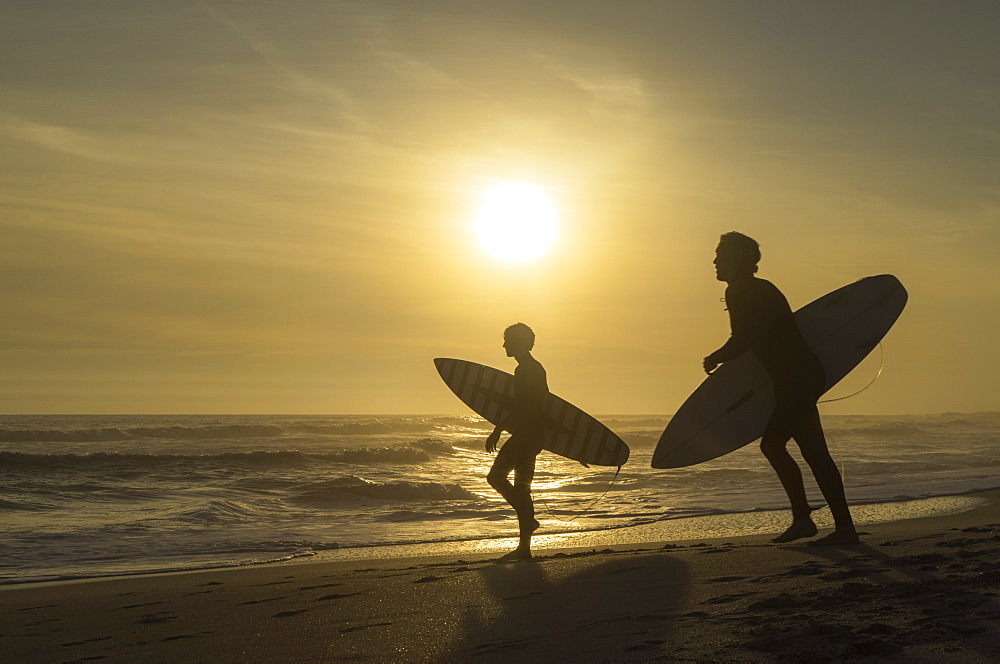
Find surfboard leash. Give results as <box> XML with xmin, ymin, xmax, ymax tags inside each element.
<box><xmin>818</xmin><ymin>342</ymin><xmax>884</xmax><ymax>404</ymax></box>
<box><xmin>533</xmin><ymin>465</ymin><xmax>622</xmax><ymax>523</ymax></box>
<box><xmin>816</xmin><ymin>342</ymin><xmax>885</xmax><ymax>482</ymax></box>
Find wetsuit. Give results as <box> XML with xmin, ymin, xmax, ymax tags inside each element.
<box><xmin>714</xmin><ymin>278</ymin><xmax>825</xmax><ymax>438</ymax></box>
<box><xmin>493</xmin><ymin>358</ymin><xmax>548</xmax><ymax>485</ymax></box>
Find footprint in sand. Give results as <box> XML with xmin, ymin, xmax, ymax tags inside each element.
<box><xmin>241</xmin><ymin>596</ymin><xmax>287</xmax><ymax>605</ymax></box>
<box><xmin>18</xmin><ymin>604</ymin><xmax>60</xmax><ymax>612</ymax></box>
<box><xmin>414</xmin><ymin>575</ymin><xmax>443</xmax><ymax>583</ymax></box>
<box><xmin>315</xmin><ymin>592</ymin><xmax>361</xmax><ymax>601</ymax></box>
<box><xmin>135</xmin><ymin>613</ymin><xmax>177</xmax><ymax>625</ymax></box>
<box><xmin>298</xmin><ymin>582</ymin><xmax>342</xmax><ymax>591</ymax></box>
<box><xmin>339</xmin><ymin>621</ymin><xmax>392</xmax><ymax>633</ymax></box>
<box><xmin>272</xmin><ymin>609</ymin><xmax>310</xmax><ymax>618</ymax></box>
<box><xmin>119</xmin><ymin>601</ymin><xmax>164</xmax><ymax>610</ymax></box>
<box><xmin>704</xmin><ymin>592</ymin><xmax>756</xmax><ymax>605</ymax></box>
<box><xmin>160</xmin><ymin>631</ymin><xmax>214</xmax><ymax>641</ymax></box>
<box><xmin>60</xmin><ymin>636</ymin><xmax>113</xmax><ymax>647</ymax></box>
<box><xmin>680</xmin><ymin>611</ymin><xmax>710</xmax><ymax>618</ymax></box>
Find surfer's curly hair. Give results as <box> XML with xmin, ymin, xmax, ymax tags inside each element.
<box><xmin>503</xmin><ymin>323</ymin><xmax>535</xmax><ymax>350</ymax></box>
<box><xmin>719</xmin><ymin>231</ymin><xmax>761</xmax><ymax>274</ymax></box>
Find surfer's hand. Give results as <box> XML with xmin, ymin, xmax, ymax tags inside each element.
<box><xmin>703</xmin><ymin>356</ymin><xmax>720</xmax><ymax>374</ymax></box>
<box><xmin>485</xmin><ymin>431</ymin><xmax>501</xmax><ymax>453</ymax></box>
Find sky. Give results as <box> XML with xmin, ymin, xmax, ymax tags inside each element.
<box><xmin>1</xmin><ymin>1</ymin><xmax>998</xmax><ymax>415</ymax></box>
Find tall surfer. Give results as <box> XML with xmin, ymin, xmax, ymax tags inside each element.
<box><xmin>703</xmin><ymin>232</ymin><xmax>859</xmax><ymax>546</ymax></box>
<box><xmin>485</xmin><ymin>323</ymin><xmax>548</xmax><ymax>560</ymax></box>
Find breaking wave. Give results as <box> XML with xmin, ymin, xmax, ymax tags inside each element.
<box><xmin>0</xmin><ymin>442</ymin><xmax>455</xmax><ymax>471</ymax></box>
<box><xmin>0</xmin><ymin>420</ymin><xmax>456</xmax><ymax>443</ymax></box>
<box><xmin>291</xmin><ymin>475</ymin><xmax>481</xmax><ymax>503</ymax></box>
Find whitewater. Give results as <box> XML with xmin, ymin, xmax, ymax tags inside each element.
<box><xmin>1</xmin><ymin>412</ymin><xmax>998</xmax><ymax>584</ymax></box>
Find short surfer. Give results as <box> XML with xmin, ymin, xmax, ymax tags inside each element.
<box><xmin>486</xmin><ymin>323</ymin><xmax>548</xmax><ymax>561</ymax></box>
<box><xmin>704</xmin><ymin>232</ymin><xmax>859</xmax><ymax>546</ymax></box>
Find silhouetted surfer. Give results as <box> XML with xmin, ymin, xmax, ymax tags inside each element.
<box><xmin>486</xmin><ymin>323</ymin><xmax>548</xmax><ymax>561</ymax></box>
<box><xmin>704</xmin><ymin>232</ymin><xmax>859</xmax><ymax>546</ymax></box>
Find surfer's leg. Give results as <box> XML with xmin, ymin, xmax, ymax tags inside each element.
<box><xmin>761</xmin><ymin>404</ymin><xmax>818</xmax><ymax>543</ymax></box>
<box><xmin>760</xmin><ymin>429</ymin><xmax>811</xmax><ymax>520</ymax></box>
<box><xmin>487</xmin><ymin>442</ymin><xmax>519</xmax><ymax>507</ymax></box>
<box><xmin>489</xmin><ymin>439</ymin><xmax>537</xmax><ymax>560</ymax></box>
<box><xmin>512</xmin><ymin>450</ymin><xmax>540</xmax><ymax>531</ymax></box>
<box><xmin>793</xmin><ymin>406</ymin><xmax>858</xmax><ymax>542</ymax></box>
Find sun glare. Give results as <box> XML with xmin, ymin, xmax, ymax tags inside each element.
<box><xmin>473</xmin><ymin>182</ymin><xmax>558</xmax><ymax>261</ymax></box>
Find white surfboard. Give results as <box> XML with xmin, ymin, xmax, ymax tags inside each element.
<box><xmin>435</xmin><ymin>358</ymin><xmax>630</xmax><ymax>467</ymax></box>
<box><xmin>652</xmin><ymin>274</ymin><xmax>907</xmax><ymax>469</ymax></box>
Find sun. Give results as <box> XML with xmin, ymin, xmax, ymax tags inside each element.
<box><xmin>473</xmin><ymin>182</ymin><xmax>558</xmax><ymax>261</ymax></box>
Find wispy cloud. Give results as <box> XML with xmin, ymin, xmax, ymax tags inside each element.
<box><xmin>536</xmin><ymin>55</ymin><xmax>648</xmax><ymax>122</ymax></box>
<box><xmin>0</xmin><ymin>115</ymin><xmax>116</xmax><ymax>162</ymax></box>
<box><xmin>196</xmin><ymin>1</ymin><xmax>372</xmax><ymax>133</ymax></box>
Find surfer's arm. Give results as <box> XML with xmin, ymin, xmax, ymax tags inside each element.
<box><xmin>485</xmin><ymin>422</ymin><xmax>504</xmax><ymax>453</ymax></box>
<box><xmin>705</xmin><ymin>285</ymin><xmax>760</xmax><ymax>372</ymax></box>
<box><xmin>705</xmin><ymin>321</ymin><xmax>749</xmax><ymax>371</ymax></box>
<box><xmin>485</xmin><ymin>361</ymin><xmax>549</xmax><ymax>453</ymax></box>
<box><xmin>485</xmin><ymin>409</ymin><xmax>529</xmax><ymax>452</ymax></box>
<box><xmin>484</xmin><ymin>412</ymin><xmax>538</xmax><ymax>453</ymax></box>
<box><xmin>706</xmin><ymin>335</ymin><xmax>748</xmax><ymax>367</ymax></box>
<box><xmin>485</xmin><ymin>393</ymin><xmax>540</xmax><ymax>452</ymax></box>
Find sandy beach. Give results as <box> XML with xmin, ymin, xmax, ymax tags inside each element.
<box><xmin>4</xmin><ymin>491</ymin><xmax>1000</xmax><ymax>663</ymax></box>
<box><xmin>4</xmin><ymin>0</ymin><xmax>998</xmax><ymax>661</ymax></box>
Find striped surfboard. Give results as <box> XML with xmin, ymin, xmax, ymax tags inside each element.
<box><xmin>434</xmin><ymin>358</ymin><xmax>630</xmax><ymax>467</ymax></box>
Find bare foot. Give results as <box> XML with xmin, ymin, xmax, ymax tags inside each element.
<box><xmin>496</xmin><ymin>548</ymin><xmax>532</xmax><ymax>563</ymax></box>
<box><xmin>806</xmin><ymin>529</ymin><xmax>860</xmax><ymax>547</ymax></box>
<box><xmin>772</xmin><ymin>517</ymin><xmax>818</xmax><ymax>543</ymax></box>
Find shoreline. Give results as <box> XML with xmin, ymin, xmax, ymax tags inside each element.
<box><xmin>4</xmin><ymin>489</ymin><xmax>1000</xmax><ymax>661</ymax></box>
<box><xmin>3</xmin><ymin>489</ymin><xmax>989</xmax><ymax>589</ymax></box>
<box><xmin>304</xmin><ymin>490</ymin><xmax>988</xmax><ymax>565</ymax></box>
<box><xmin>3</xmin><ymin>489</ymin><xmax>991</xmax><ymax>589</ymax></box>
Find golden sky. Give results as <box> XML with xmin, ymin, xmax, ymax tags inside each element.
<box><xmin>1</xmin><ymin>1</ymin><xmax>997</xmax><ymax>414</ymax></box>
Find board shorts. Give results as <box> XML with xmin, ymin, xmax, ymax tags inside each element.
<box><xmin>765</xmin><ymin>367</ymin><xmax>826</xmax><ymax>441</ymax></box>
<box><xmin>494</xmin><ymin>434</ymin><xmax>544</xmax><ymax>487</ymax></box>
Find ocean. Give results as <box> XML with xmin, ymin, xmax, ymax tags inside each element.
<box><xmin>2</xmin><ymin>412</ymin><xmax>998</xmax><ymax>584</ymax></box>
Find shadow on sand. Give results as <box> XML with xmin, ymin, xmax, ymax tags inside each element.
<box><xmin>446</xmin><ymin>550</ymin><xmax>689</xmax><ymax>660</ymax></box>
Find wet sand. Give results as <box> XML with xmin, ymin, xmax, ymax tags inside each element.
<box><xmin>4</xmin><ymin>490</ymin><xmax>1000</xmax><ymax>662</ymax></box>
